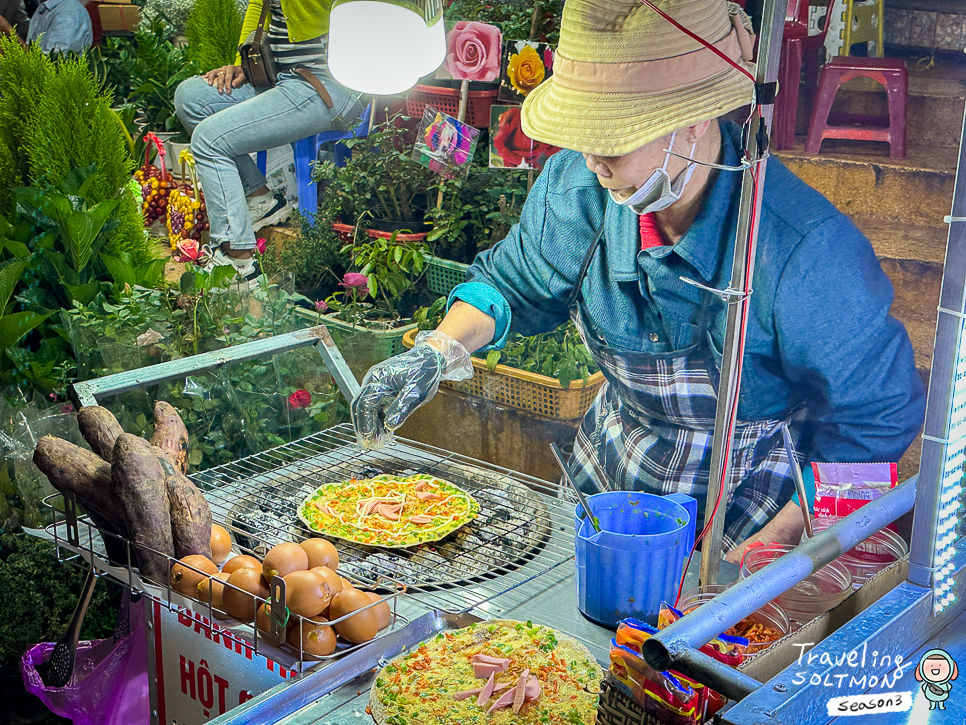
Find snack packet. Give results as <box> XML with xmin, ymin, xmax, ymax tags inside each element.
<box><xmin>811</xmin><ymin>462</ymin><xmax>897</xmax><ymax>518</ymax></box>
<box><xmin>609</xmin><ymin>639</ymin><xmax>701</xmax><ymax>725</ymax></box>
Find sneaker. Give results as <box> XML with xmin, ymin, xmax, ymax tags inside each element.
<box><xmin>249</xmin><ymin>192</ymin><xmax>292</xmax><ymax>232</ymax></box>
<box><xmin>198</xmin><ymin>247</ymin><xmax>264</xmax><ymax>292</ymax></box>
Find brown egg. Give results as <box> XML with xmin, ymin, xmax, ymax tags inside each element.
<box><xmin>222</xmin><ymin>555</ymin><xmax>261</xmax><ymax>575</ymax></box>
<box><xmin>310</xmin><ymin>566</ymin><xmax>343</xmax><ymax>599</ymax></box>
<box><xmin>282</xmin><ymin>569</ymin><xmax>332</xmax><ymax>618</ymax></box>
<box><xmin>363</xmin><ymin>591</ymin><xmax>391</xmax><ymax>630</ymax></box>
<box><xmin>300</xmin><ymin>538</ymin><xmax>339</xmax><ymax>571</ymax></box>
<box><xmin>328</xmin><ymin>589</ymin><xmax>379</xmax><ymax>644</ymax></box>
<box><xmin>262</xmin><ymin>542</ymin><xmax>308</xmax><ymax>580</ymax></box>
<box><xmin>287</xmin><ymin>617</ymin><xmax>337</xmax><ymax>657</ymax></box>
<box><xmin>256</xmin><ymin>602</ymin><xmax>289</xmax><ymax>646</ymax></box>
<box><xmin>222</xmin><ymin>567</ymin><xmax>269</xmax><ymax>622</ymax></box>
<box><xmin>196</xmin><ymin>572</ymin><xmax>231</xmax><ymax>615</ymax></box>
<box><xmin>170</xmin><ymin>555</ymin><xmax>218</xmax><ymax>597</ymax></box>
<box><xmin>210</xmin><ymin>525</ymin><xmax>233</xmax><ymax>565</ymax></box>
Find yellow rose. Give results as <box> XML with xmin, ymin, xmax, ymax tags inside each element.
<box><xmin>507</xmin><ymin>45</ymin><xmax>546</xmax><ymax>96</ymax></box>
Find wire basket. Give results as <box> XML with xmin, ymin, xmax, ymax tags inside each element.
<box><xmin>403</xmin><ymin>329</ymin><xmax>605</xmax><ymax>420</ymax></box>
<box><xmin>424</xmin><ymin>255</ymin><xmax>469</xmax><ymax>297</ymax></box>
<box><xmin>405</xmin><ymin>85</ymin><xmax>498</xmax><ymax>128</ymax></box>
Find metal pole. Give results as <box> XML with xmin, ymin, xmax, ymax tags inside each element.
<box><xmin>699</xmin><ymin>0</ymin><xmax>787</xmax><ymax>586</ymax></box>
<box><xmin>908</xmin><ymin>102</ymin><xmax>966</xmax><ymax>588</ymax></box>
<box><xmin>661</xmin><ymin>641</ymin><xmax>762</xmax><ymax>701</ymax></box>
<box><xmin>644</xmin><ymin>476</ymin><xmax>917</xmax><ymax>669</ymax></box>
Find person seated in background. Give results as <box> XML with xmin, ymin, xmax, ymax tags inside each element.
<box><xmin>27</xmin><ymin>0</ymin><xmax>91</xmax><ymax>55</ymax></box>
<box><xmin>174</xmin><ymin>0</ymin><xmax>364</xmax><ymax>291</ymax></box>
<box><xmin>0</xmin><ymin>0</ymin><xmax>29</xmax><ymax>42</ymax></box>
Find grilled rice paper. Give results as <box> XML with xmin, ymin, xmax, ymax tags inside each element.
<box><xmin>298</xmin><ymin>474</ymin><xmax>480</xmax><ymax>548</ymax></box>
<box><xmin>370</xmin><ymin>619</ymin><xmax>602</xmax><ymax>725</ymax></box>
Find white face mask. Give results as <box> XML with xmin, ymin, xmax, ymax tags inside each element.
<box><xmin>609</xmin><ymin>132</ymin><xmax>699</xmax><ymax>215</ymax></box>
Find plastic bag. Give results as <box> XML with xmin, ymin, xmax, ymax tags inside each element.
<box><xmin>20</xmin><ymin>597</ymin><xmax>150</xmax><ymax>725</ymax></box>
<box><xmin>608</xmin><ymin>633</ymin><xmax>701</xmax><ymax>725</ymax></box>
<box><xmin>811</xmin><ymin>461</ymin><xmax>898</xmax><ymax>518</ymax></box>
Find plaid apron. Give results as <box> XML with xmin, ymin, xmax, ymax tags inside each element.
<box><xmin>568</xmin><ymin>224</ymin><xmax>796</xmax><ymax>551</ymax></box>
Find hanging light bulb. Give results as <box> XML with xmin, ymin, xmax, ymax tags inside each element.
<box><xmin>329</xmin><ymin>0</ymin><xmax>445</xmax><ymax>95</ymax></box>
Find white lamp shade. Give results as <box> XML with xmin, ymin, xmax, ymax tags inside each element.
<box><xmin>329</xmin><ymin>1</ymin><xmax>445</xmax><ymax>95</ymax></box>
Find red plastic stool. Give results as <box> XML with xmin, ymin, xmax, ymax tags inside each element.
<box><xmin>804</xmin><ymin>56</ymin><xmax>908</xmax><ymax>159</ymax></box>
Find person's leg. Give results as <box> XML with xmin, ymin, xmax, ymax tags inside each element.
<box><xmin>174</xmin><ymin>76</ymin><xmax>267</xmax><ymax>197</ymax></box>
<box><xmin>189</xmin><ymin>70</ymin><xmax>362</xmax><ymax>255</ymax></box>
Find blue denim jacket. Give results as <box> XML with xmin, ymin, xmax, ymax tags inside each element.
<box><xmin>449</xmin><ymin>121</ymin><xmax>925</xmax><ymax>465</ymax></box>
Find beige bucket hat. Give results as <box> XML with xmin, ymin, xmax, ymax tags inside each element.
<box><xmin>521</xmin><ymin>0</ymin><xmax>756</xmax><ymax>157</ymax></box>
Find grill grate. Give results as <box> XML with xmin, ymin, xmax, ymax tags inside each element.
<box><xmin>195</xmin><ymin>424</ymin><xmax>577</xmax><ymax>615</ymax></box>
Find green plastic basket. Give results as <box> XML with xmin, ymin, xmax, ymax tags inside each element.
<box><xmin>294</xmin><ymin>309</ymin><xmax>416</xmax><ymax>377</ymax></box>
<box><xmin>425</xmin><ymin>255</ymin><xmax>470</xmax><ymax>297</ymax></box>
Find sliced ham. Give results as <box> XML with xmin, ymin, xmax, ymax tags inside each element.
<box><xmin>512</xmin><ymin>669</ymin><xmax>530</xmax><ymax>714</ymax></box>
<box><xmin>416</xmin><ymin>490</ymin><xmax>442</xmax><ymax>501</ymax></box>
<box><xmin>471</xmin><ymin>654</ymin><xmax>511</xmax><ymax>669</ymax></box>
<box><xmin>486</xmin><ymin>686</ymin><xmax>517</xmax><ymax>714</ymax></box>
<box><xmin>376</xmin><ymin>504</ymin><xmax>401</xmax><ymax>521</ymax></box>
<box><xmin>410</xmin><ymin>514</ymin><xmax>433</xmax><ymax>525</ymax></box>
<box><xmin>475</xmin><ymin>673</ymin><xmax>497</xmax><ymax>706</ymax></box>
<box><xmin>313</xmin><ymin>502</ymin><xmax>336</xmax><ymax>516</ymax></box>
<box><xmin>525</xmin><ymin>675</ymin><xmax>541</xmax><ymax>702</ymax></box>
<box><xmin>414</xmin><ymin>481</ymin><xmax>435</xmax><ymax>491</ymax></box>
<box><xmin>451</xmin><ymin>682</ymin><xmax>510</xmax><ymax>701</ymax></box>
<box><xmin>472</xmin><ymin>662</ymin><xmax>505</xmax><ymax>679</ymax></box>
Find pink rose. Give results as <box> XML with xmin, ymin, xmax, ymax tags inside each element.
<box><xmin>444</xmin><ymin>21</ymin><xmax>502</xmax><ymax>82</ymax></box>
<box><xmin>175</xmin><ymin>239</ymin><xmax>201</xmax><ymax>263</ymax></box>
<box><xmin>340</xmin><ymin>272</ymin><xmax>369</xmax><ymax>290</ymax></box>
<box><xmin>255</xmin><ymin>237</ymin><xmax>267</xmax><ymax>254</ymax></box>
<box><xmin>314</xmin><ymin>299</ymin><xmax>328</xmax><ymax>312</ymax></box>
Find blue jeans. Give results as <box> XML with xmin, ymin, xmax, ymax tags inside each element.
<box><xmin>174</xmin><ymin>69</ymin><xmax>362</xmax><ymax>250</ymax></box>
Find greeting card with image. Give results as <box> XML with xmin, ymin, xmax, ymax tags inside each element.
<box><xmin>488</xmin><ymin>104</ymin><xmax>560</xmax><ymax>171</ymax></box>
<box><xmin>498</xmin><ymin>40</ymin><xmax>554</xmax><ymax>103</ymax></box>
<box><xmin>413</xmin><ymin>107</ymin><xmax>480</xmax><ymax>181</ymax></box>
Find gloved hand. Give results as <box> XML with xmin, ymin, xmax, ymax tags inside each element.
<box><xmin>351</xmin><ymin>330</ymin><xmax>474</xmax><ymax>449</ymax></box>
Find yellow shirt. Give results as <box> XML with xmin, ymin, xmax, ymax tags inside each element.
<box><xmin>235</xmin><ymin>0</ymin><xmax>333</xmax><ymax>64</ymax></box>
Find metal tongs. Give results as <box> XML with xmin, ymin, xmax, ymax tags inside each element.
<box><xmin>550</xmin><ymin>443</ymin><xmax>601</xmax><ymax>533</ymax></box>
<box><xmin>781</xmin><ymin>427</ymin><xmax>813</xmax><ymax>539</ymax></box>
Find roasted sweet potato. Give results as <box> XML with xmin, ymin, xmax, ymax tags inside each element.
<box><xmin>112</xmin><ymin>433</ymin><xmax>175</xmax><ymax>582</ymax></box>
<box><xmin>33</xmin><ymin>436</ymin><xmax>129</xmax><ymax>564</ymax></box>
<box><xmin>150</xmin><ymin>401</ymin><xmax>189</xmax><ymax>475</ymax></box>
<box><xmin>77</xmin><ymin>406</ymin><xmax>124</xmax><ymax>464</ymax></box>
<box><xmin>156</xmin><ymin>453</ymin><xmax>212</xmax><ymax>559</ymax></box>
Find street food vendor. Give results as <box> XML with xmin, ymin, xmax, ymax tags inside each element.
<box><xmin>351</xmin><ymin>0</ymin><xmax>926</xmax><ymax>560</ymax></box>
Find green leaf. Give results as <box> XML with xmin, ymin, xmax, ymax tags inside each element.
<box><xmin>180</xmin><ymin>270</ymin><xmax>197</xmax><ymax>294</ymax></box>
<box><xmin>100</xmin><ymin>253</ymin><xmax>136</xmax><ymax>288</ymax></box>
<box><xmin>209</xmin><ymin>264</ymin><xmax>237</xmax><ymax>289</ymax></box>
<box><xmin>486</xmin><ymin>350</ymin><xmax>501</xmax><ymax>371</ymax></box>
<box><xmin>0</xmin><ymin>259</ymin><xmax>28</xmax><ymax>311</ymax></box>
<box><xmin>61</xmin><ymin>200</ymin><xmax>118</xmax><ymax>273</ymax></box>
<box><xmin>0</xmin><ymin>238</ymin><xmax>30</xmax><ymax>258</ymax></box>
<box><xmin>62</xmin><ymin>280</ymin><xmax>100</xmax><ymax>305</ymax></box>
<box><xmin>0</xmin><ymin>311</ymin><xmax>50</xmax><ymax>351</ymax></box>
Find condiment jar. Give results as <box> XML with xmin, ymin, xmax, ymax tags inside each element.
<box><xmin>678</xmin><ymin>584</ymin><xmax>790</xmax><ymax>656</ymax></box>
<box><xmin>800</xmin><ymin>518</ymin><xmax>908</xmax><ymax>589</ymax></box>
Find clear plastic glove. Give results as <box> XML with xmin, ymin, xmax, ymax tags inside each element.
<box><xmin>351</xmin><ymin>330</ymin><xmax>474</xmax><ymax>449</ymax></box>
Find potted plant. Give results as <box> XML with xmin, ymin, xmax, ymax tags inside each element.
<box><xmin>312</xmin><ymin>114</ymin><xmax>441</xmax><ymax>240</ymax></box>
<box><xmin>294</xmin><ymin>231</ymin><xmax>432</xmax><ymax>377</ymax></box>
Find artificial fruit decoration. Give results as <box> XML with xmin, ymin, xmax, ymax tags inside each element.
<box><xmin>134</xmin><ymin>133</ymin><xmax>173</xmax><ymax>225</ymax></box>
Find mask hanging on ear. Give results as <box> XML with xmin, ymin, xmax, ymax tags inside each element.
<box><xmin>609</xmin><ymin>132</ymin><xmax>699</xmax><ymax>215</ymax></box>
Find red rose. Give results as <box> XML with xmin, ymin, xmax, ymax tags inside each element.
<box><xmin>492</xmin><ymin>107</ymin><xmax>560</xmax><ymax>169</ymax></box>
<box><xmin>288</xmin><ymin>390</ymin><xmax>311</xmax><ymax>409</ymax></box>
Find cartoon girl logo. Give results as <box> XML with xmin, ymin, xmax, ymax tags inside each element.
<box><xmin>915</xmin><ymin>649</ymin><xmax>958</xmax><ymax>710</ymax></box>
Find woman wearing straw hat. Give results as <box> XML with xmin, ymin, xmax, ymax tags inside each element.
<box><xmin>351</xmin><ymin>0</ymin><xmax>925</xmax><ymax>558</ymax></box>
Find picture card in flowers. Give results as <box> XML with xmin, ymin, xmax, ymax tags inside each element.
<box><xmin>489</xmin><ymin>105</ymin><xmax>560</xmax><ymax>171</ymax></box>
<box><xmin>413</xmin><ymin>107</ymin><xmax>480</xmax><ymax>181</ymax></box>
<box><xmin>498</xmin><ymin>40</ymin><xmax>553</xmax><ymax>104</ymax></box>
<box><xmin>437</xmin><ymin>21</ymin><xmax>502</xmax><ymax>82</ymax></box>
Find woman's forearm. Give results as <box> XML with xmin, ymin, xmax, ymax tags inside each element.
<box><xmin>434</xmin><ymin>301</ymin><xmax>497</xmax><ymax>354</ymax></box>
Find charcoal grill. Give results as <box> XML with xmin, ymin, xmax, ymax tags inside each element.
<box><xmin>31</xmin><ymin>324</ymin><xmax>600</xmax><ymax>725</ymax></box>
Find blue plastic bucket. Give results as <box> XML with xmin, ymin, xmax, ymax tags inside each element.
<box><xmin>574</xmin><ymin>491</ymin><xmax>697</xmax><ymax>628</ymax></box>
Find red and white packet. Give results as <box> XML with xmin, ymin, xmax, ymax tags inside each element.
<box><xmin>811</xmin><ymin>462</ymin><xmax>898</xmax><ymax>519</ymax></box>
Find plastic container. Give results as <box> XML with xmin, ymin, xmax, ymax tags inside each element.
<box><xmin>801</xmin><ymin>518</ymin><xmax>908</xmax><ymax>589</ymax></box>
<box><xmin>402</xmin><ymin>328</ymin><xmax>606</xmax><ymax>420</ymax></box>
<box><xmin>739</xmin><ymin>544</ymin><xmax>852</xmax><ymax>630</ymax></box>
<box><xmin>677</xmin><ymin>584</ymin><xmax>790</xmax><ymax>656</ymax></box>
<box><xmin>424</xmin><ymin>255</ymin><xmax>469</xmax><ymax>297</ymax></box>
<box><xmin>405</xmin><ymin>84</ymin><xmax>499</xmax><ymax>128</ymax></box>
<box><xmin>574</xmin><ymin>491</ymin><xmax>697</xmax><ymax>627</ymax></box>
